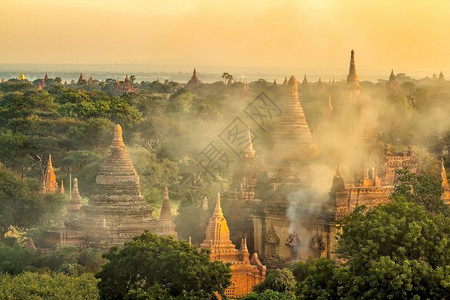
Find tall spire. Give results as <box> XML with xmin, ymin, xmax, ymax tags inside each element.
<box><xmin>112</xmin><ymin>124</ymin><xmax>125</xmax><ymax>147</ymax></box>
<box><xmin>389</xmin><ymin>69</ymin><xmax>396</xmax><ymax>82</ymax></box>
<box><xmin>346</xmin><ymin>50</ymin><xmax>360</xmax><ymax>89</ymax></box>
<box><xmin>213</xmin><ymin>193</ymin><xmax>223</xmax><ymax>217</ymax></box>
<box><xmin>282</xmin><ymin>76</ymin><xmax>288</xmax><ymax>85</ymax></box>
<box><xmin>200</xmin><ymin>192</ymin><xmax>237</xmax><ymax>256</ymax></box>
<box><xmin>43</xmin><ymin>154</ymin><xmax>58</xmax><ymax>193</ymax></box>
<box><xmin>242</xmin><ymin>128</ymin><xmax>256</xmax><ymax>158</ymax></box>
<box><xmin>20</xmin><ymin>72</ymin><xmax>26</xmax><ymax>80</ymax></box>
<box><xmin>202</xmin><ymin>195</ymin><xmax>209</xmax><ymax>211</ymax></box>
<box><xmin>44</xmin><ymin>73</ymin><xmax>49</xmax><ymax>80</ymax></box>
<box><xmin>159</xmin><ymin>187</ymin><xmax>173</xmax><ymax>221</ymax></box>
<box><xmin>71</xmin><ymin>178</ymin><xmax>83</xmax><ymax>204</ymax></box>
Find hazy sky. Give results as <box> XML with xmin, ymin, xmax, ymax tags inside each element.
<box><xmin>1</xmin><ymin>0</ymin><xmax>450</xmax><ymax>76</ymax></box>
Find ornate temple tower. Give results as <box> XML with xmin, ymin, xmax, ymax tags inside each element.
<box><xmin>186</xmin><ymin>68</ymin><xmax>202</xmax><ymax>88</ymax></box>
<box><xmin>43</xmin><ymin>155</ymin><xmax>59</xmax><ymax>193</ymax></box>
<box><xmin>271</xmin><ymin>75</ymin><xmax>318</xmax><ymax>166</ymax></box>
<box><xmin>156</xmin><ymin>187</ymin><xmax>178</xmax><ymax>240</ymax></box>
<box><xmin>200</xmin><ymin>193</ymin><xmax>266</xmax><ymax>298</ymax></box>
<box><xmin>69</xmin><ymin>124</ymin><xmax>156</xmax><ymax>249</ymax></box>
<box><xmin>346</xmin><ymin>50</ymin><xmax>360</xmax><ymax>90</ymax></box>
<box><xmin>20</xmin><ymin>72</ymin><xmax>26</xmax><ymax>80</ymax></box>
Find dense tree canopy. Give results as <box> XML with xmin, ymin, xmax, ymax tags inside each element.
<box><xmin>0</xmin><ymin>272</ymin><xmax>98</xmax><ymax>299</ymax></box>
<box><xmin>96</xmin><ymin>232</ymin><xmax>231</xmax><ymax>300</ymax></box>
<box><xmin>292</xmin><ymin>172</ymin><xmax>450</xmax><ymax>299</ymax></box>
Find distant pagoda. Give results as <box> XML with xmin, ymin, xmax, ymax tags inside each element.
<box><xmin>346</xmin><ymin>50</ymin><xmax>360</xmax><ymax>90</ymax></box>
<box><xmin>186</xmin><ymin>68</ymin><xmax>202</xmax><ymax>88</ymax></box>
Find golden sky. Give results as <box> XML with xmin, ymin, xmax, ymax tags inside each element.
<box><xmin>1</xmin><ymin>0</ymin><xmax>450</xmax><ymax>76</ymax></box>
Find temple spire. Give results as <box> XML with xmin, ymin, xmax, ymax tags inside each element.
<box><xmin>288</xmin><ymin>75</ymin><xmax>298</xmax><ymax>98</ymax></box>
<box><xmin>335</xmin><ymin>161</ymin><xmax>342</xmax><ymax>177</ymax></box>
<box><xmin>112</xmin><ymin>124</ymin><xmax>125</xmax><ymax>147</ymax></box>
<box><xmin>20</xmin><ymin>72</ymin><xmax>26</xmax><ymax>80</ymax></box>
<box><xmin>44</xmin><ymin>73</ymin><xmax>49</xmax><ymax>80</ymax></box>
<box><xmin>346</xmin><ymin>50</ymin><xmax>360</xmax><ymax>89</ymax></box>
<box><xmin>43</xmin><ymin>154</ymin><xmax>58</xmax><ymax>193</ymax></box>
<box><xmin>213</xmin><ymin>193</ymin><xmax>223</xmax><ymax>217</ymax></box>
<box><xmin>202</xmin><ymin>195</ymin><xmax>209</xmax><ymax>211</ymax></box>
<box><xmin>159</xmin><ymin>187</ymin><xmax>173</xmax><ymax>221</ymax></box>
<box><xmin>242</xmin><ymin>128</ymin><xmax>256</xmax><ymax>158</ymax></box>
<box><xmin>389</xmin><ymin>69</ymin><xmax>396</xmax><ymax>81</ymax></box>
<box><xmin>282</xmin><ymin>76</ymin><xmax>288</xmax><ymax>85</ymax></box>
<box><xmin>72</xmin><ymin>178</ymin><xmax>82</xmax><ymax>203</ymax></box>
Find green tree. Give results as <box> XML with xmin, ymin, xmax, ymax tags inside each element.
<box><xmin>0</xmin><ymin>272</ymin><xmax>99</xmax><ymax>299</ymax></box>
<box><xmin>95</xmin><ymin>232</ymin><xmax>231</xmax><ymax>300</ymax></box>
<box><xmin>392</xmin><ymin>168</ymin><xmax>448</xmax><ymax>216</ymax></box>
<box><xmin>334</xmin><ymin>199</ymin><xmax>449</xmax><ymax>299</ymax></box>
<box><xmin>241</xmin><ymin>289</ymin><xmax>295</xmax><ymax>300</ymax></box>
<box><xmin>253</xmin><ymin>268</ymin><xmax>296</xmax><ymax>295</ymax></box>
<box><xmin>293</xmin><ymin>257</ymin><xmax>339</xmax><ymax>300</ymax></box>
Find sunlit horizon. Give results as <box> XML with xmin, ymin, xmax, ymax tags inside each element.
<box><xmin>2</xmin><ymin>0</ymin><xmax>450</xmax><ymax>77</ymax></box>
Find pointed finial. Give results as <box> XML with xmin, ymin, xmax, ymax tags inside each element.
<box><xmin>44</xmin><ymin>72</ymin><xmax>49</xmax><ymax>80</ymax></box>
<box><xmin>164</xmin><ymin>187</ymin><xmax>169</xmax><ymax>199</ymax></box>
<box><xmin>213</xmin><ymin>193</ymin><xmax>223</xmax><ymax>217</ymax></box>
<box><xmin>242</xmin><ymin>127</ymin><xmax>256</xmax><ymax>157</ymax></box>
<box><xmin>202</xmin><ymin>195</ymin><xmax>209</xmax><ymax>211</ymax></box>
<box><xmin>60</xmin><ymin>180</ymin><xmax>65</xmax><ymax>194</ymax></box>
<box><xmin>48</xmin><ymin>154</ymin><xmax>53</xmax><ymax>168</ymax></box>
<box><xmin>193</xmin><ymin>68</ymin><xmax>197</xmax><ymax>77</ymax></box>
<box><xmin>112</xmin><ymin>124</ymin><xmax>125</xmax><ymax>147</ymax></box>
<box><xmin>336</xmin><ymin>161</ymin><xmax>341</xmax><ymax>177</ymax></box>
<box><xmin>20</xmin><ymin>72</ymin><xmax>26</xmax><ymax>80</ymax></box>
<box><xmin>389</xmin><ymin>69</ymin><xmax>396</xmax><ymax>81</ymax></box>
<box><xmin>159</xmin><ymin>187</ymin><xmax>173</xmax><ymax>221</ymax></box>
<box><xmin>288</xmin><ymin>75</ymin><xmax>298</xmax><ymax>97</ymax></box>
<box><xmin>240</xmin><ymin>238</ymin><xmax>249</xmax><ymax>252</ymax></box>
<box><xmin>282</xmin><ymin>76</ymin><xmax>288</xmax><ymax>85</ymax></box>
<box><xmin>188</xmin><ymin>236</ymin><xmax>192</xmax><ymax>245</ymax></box>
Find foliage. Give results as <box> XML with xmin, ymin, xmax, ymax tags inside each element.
<box><xmin>241</xmin><ymin>289</ymin><xmax>296</xmax><ymax>300</ymax></box>
<box><xmin>0</xmin><ymin>165</ymin><xmax>66</xmax><ymax>238</ymax></box>
<box><xmin>0</xmin><ymin>272</ymin><xmax>99</xmax><ymax>299</ymax></box>
<box><xmin>293</xmin><ymin>258</ymin><xmax>339</xmax><ymax>300</ymax></box>
<box><xmin>392</xmin><ymin>168</ymin><xmax>448</xmax><ymax>216</ymax></box>
<box><xmin>334</xmin><ymin>198</ymin><xmax>449</xmax><ymax>299</ymax></box>
<box><xmin>253</xmin><ymin>268</ymin><xmax>296</xmax><ymax>295</ymax></box>
<box><xmin>0</xmin><ymin>238</ymin><xmax>36</xmax><ymax>274</ymax></box>
<box><xmin>95</xmin><ymin>231</ymin><xmax>231</xmax><ymax>300</ymax></box>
